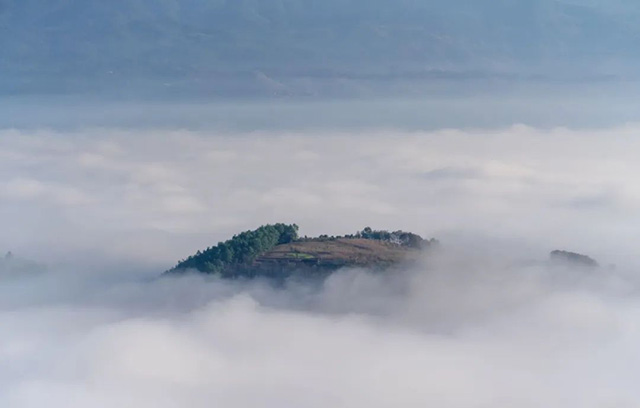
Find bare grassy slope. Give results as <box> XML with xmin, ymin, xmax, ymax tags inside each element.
<box><xmin>256</xmin><ymin>238</ymin><xmax>423</xmax><ymax>270</ymax></box>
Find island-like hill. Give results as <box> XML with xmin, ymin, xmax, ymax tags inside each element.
<box><xmin>0</xmin><ymin>251</ymin><xmax>46</xmax><ymax>279</ymax></box>
<box><xmin>167</xmin><ymin>224</ymin><xmax>437</xmax><ymax>279</ymax></box>
<box><xmin>549</xmin><ymin>250</ymin><xmax>599</xmax><ymax>268</ymax></box>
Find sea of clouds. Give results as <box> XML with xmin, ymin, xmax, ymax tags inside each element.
<box><xmin>2</xmin><ymin>124</ymin><xmax>640</xmax><ymax>407</ymax></box>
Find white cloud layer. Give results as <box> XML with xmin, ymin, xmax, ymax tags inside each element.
<box><xmin>2</xmin><ymin>125</ymin><xmax>640</xmax><ymax>266</ymax></box>
<box><xmin>1</xmin><ymin>253</ymin><xmax>640</xmax><ymax>408</ymax></box>
<box><xmin>2</xmin><ymin>125</ymin><xmax>640</xmax><ymax>407</ymax></box>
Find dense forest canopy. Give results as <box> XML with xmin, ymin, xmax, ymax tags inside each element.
<box><xmin>169</xmin><ymin>223</ymin><xmax>299</xmax><ymax>274</ymax></box>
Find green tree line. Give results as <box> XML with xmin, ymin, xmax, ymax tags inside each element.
<box><xmin>169</xmin><ymin>223</ymin><xmax>299</xmax><ymax>274</ymax></box>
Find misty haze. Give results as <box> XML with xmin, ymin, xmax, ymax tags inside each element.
<box><xmin>3</xmin><ymin>1</ymin><xmax>640</xmax><ymax>407</ymax></box>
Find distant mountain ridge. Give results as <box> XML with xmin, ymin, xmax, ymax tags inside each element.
<box><xmin>2</xmin><ymin>0</ymin><xmax>640</xmax><ymax>96</ymax></box>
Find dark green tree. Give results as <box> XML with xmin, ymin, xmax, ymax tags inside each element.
<box><xmin>168</xmin><ymin>223</ymin><xmax>299</xmax><ymax>275</ymax></box>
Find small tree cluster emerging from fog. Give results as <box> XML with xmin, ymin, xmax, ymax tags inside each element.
<box><xmin>300</xmin><ymin>227</ymin><xmax>431</xmax><ymax>249</ymax></box>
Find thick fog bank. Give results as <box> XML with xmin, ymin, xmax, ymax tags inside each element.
<box><xmin>2</xmin><ymin>124</ymin><xmax>640</xmax><ymax>406</ymax></box>
<box><xmin>2</xmin><ymin>125</ymin><xmax>640</xmax><ymax>267</ymax></box>
<box><xmin>2</xmin><ymin>249</ymin><xmax>640</xmax><ymax>407</ymax></box>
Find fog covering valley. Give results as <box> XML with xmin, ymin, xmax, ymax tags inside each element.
<box><xmin>4</xmin><ymin>0</ymin><xmax>640</xmax><ymax>405</ymax></box>
<box><xmin>3</xmin><ymin>105</ymin><xmax>640</xmax><ymax>406</ymax></box>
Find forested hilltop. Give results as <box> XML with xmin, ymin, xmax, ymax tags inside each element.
<box><xmin>167</xmin><ymin>224</ymin><xmax>435</xmax><ymax>278</ymax></box>
<box><xmin>169</xmin><ymin>224</ymin><xmax>301</xmax><ymax>275</ymax></box>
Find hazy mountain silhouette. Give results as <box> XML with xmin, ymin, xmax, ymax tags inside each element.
<box><xmin>2</xmin><ymin>0</ymin><xmax>639</xmax><ymax>95</ymax></box>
